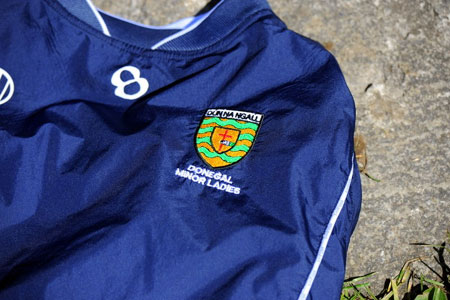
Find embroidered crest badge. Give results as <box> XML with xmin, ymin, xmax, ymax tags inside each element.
<box><xmin>195</xmin><ymin>109</ymin><xmax>264</xmax><ymax>169</ymax></box>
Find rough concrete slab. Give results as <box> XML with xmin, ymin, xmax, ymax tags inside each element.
<box><xmin>93</xmin><ymin>0</ymin><xmax>450</xmax><ymax>292</ymax></box>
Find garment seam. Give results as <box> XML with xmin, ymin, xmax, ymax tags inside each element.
<box><xmin>150</xmin><ymin>0</ymin><xmax>225</xmax><ymax>50</ymax></box>
<box><xmin>84</xmin><ymin>0</ymin><xmax>111</xmax><ymax>36</ymax></box>
<box><xmin>43</xmin><ymin>0</ymin><xmax>273</xmax><ymax>60</ymax></box>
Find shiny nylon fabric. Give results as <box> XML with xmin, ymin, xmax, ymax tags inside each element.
<box><xmin>0</xmin><ymin>0</ymin><xmax>361</xmax><ymax>299</ymax></box>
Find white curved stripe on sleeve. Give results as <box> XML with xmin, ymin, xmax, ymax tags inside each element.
<box><xmin>298</xmin><ymin>156</ymin><xmax>355</xmax><ymax>300</ymax></box>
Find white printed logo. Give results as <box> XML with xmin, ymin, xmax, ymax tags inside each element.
<box><xmin>175</xmin><ymin>165</ymin><xmax>241</xmax><ymax>195</ymax></box>
<box><xmin>111</xmin><ymin>66</ymin><xmax>149</xmax><ymax>100</ymax></box>
<box><xmin>0</xmin><ymin>68</ymin><xmax>15</xmax><ymax>105</ymax></box>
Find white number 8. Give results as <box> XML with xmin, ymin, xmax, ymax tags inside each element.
<box><xmin>111</xmin><ymin>66</ymin><xmax>149</xmax><ymax>100</ymax></box>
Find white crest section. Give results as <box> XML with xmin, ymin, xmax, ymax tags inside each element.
<box><xmin>0</xmin><ymin>68</ymin><xmax>15</xmax><ymax>105</ymax></box>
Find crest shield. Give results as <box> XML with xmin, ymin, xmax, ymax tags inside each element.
<box><xmin>195</xmin><ymin>109</ymin><xmax>264</xmax><ymax>168</ymax></box>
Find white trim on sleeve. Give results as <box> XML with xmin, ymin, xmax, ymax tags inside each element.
<box><xmin>297</xmin><ymin>157</ymin><xmax>355</xmax><ymax>300</ymax></box>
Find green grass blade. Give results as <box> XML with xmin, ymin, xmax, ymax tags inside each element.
<box><xmin>415</xmin><ymin>287</ymin><xmax>432</xmax><ymax>300</ymax></box>
<box><xmin>344</xmin><ymin>272</ymin><xmax>377</xmax><ymax>285</ymax></box>
<box><xmin>431</xmin><ymin>287</ymin><xmax>447</xmax><ymax>300</ymax></box>
<box><xmin>391</xmin><ymin>279</ymin><xmax>400</xmax><ymax>300</ymax></box>
<box><xmin>423</xmin><ymin>277</ymin><xmax>444</xmax><ymax>287</ymax></box>
<box><xmin>364</xmin><ymin>286</ymin><xmax>377</xmax><ymax>300</ymax></box>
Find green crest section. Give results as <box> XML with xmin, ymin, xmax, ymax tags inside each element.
<box><xmin>195</xmin><ymin>109</ymin><xmax>263</xmax><ymax>169</ymax></box>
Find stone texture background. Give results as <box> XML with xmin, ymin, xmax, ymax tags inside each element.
<box><xmin>93</xmin><ymin>0</ymin><xmax>450</xmax><ymax>291</ymax></box>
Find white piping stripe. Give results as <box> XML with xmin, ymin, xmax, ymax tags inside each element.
<box><xmin>297</xmin><ymin>157</ymin><xmax>355</xmax><ymax>300</ymax></box>
<box><xmin>85</xmin><ymin>0</ymin><xmax>111</xmax><ymax>37</ymax></box>
<box><xmin>97</xmin><ymin>8</ymin><xmax>197</xmax><ymax>30</ymax></box>
<box><xmin>151</xmin><ymin>0</ymin><xmax>225</xmax><ymax>50</ymax></box>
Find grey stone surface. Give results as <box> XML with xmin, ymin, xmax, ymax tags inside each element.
<box><xmin>93</xmin><ymin>0</ymin><xmax>450</xmax><ymax>292</ymax></box>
